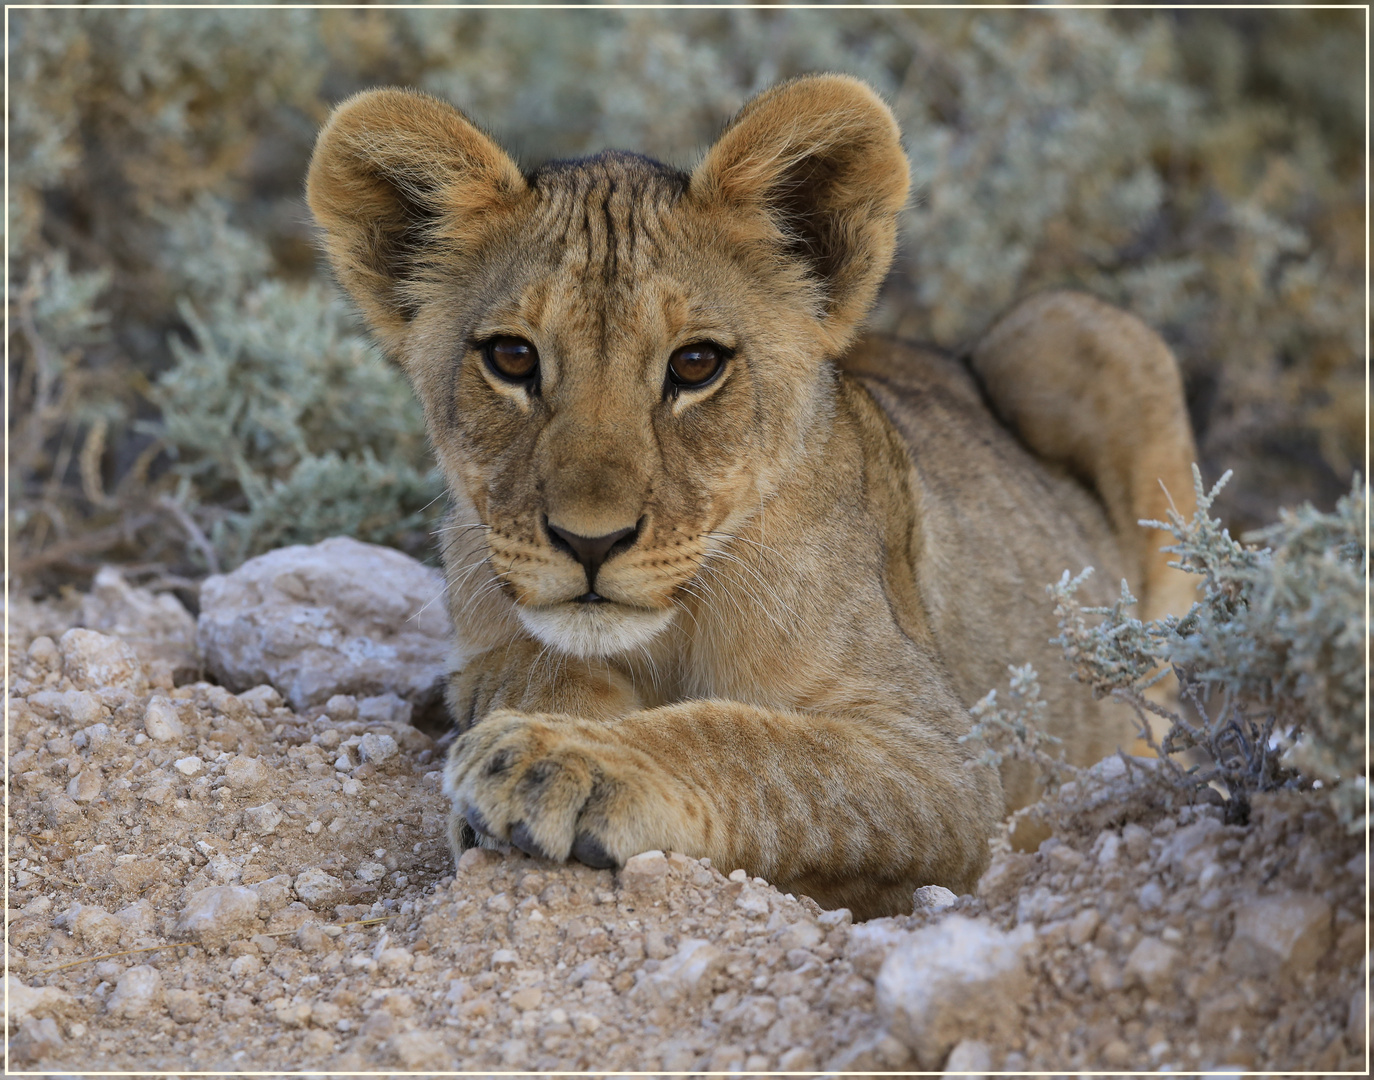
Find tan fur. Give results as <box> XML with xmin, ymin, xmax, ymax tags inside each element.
<box><xmin>307</xmin><ymin>75</ymin><xmax>1198</xmax><ymax>919</ymax></box>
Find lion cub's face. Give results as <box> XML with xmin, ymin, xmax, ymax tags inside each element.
<box><xmin>418</xmin><ymin>153</ymin><xmax>830</xmax><ymax>657</ymax></box>
<box><xmin>307</xmin><ymin>80</ymin><xmax>909</xmax><ymax>657</ymax></box>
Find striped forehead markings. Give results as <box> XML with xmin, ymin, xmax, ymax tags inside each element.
<box><xmin>535</xmin><ymin>163</ymin><xmax>678</xmax><ymax>279</ymax></box>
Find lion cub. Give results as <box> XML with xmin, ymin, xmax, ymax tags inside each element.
<box><xmin>307</xmin><ymin>75</ymin><xmax>1197</xmax><ymax>918</ymax></box>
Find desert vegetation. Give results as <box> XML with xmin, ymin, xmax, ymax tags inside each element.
<box><xmin>9</xmin><ymin>7</ymin><xmax>1364</xmax><ymax>592</ymax></box>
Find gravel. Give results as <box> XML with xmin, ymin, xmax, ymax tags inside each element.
<box><xmin>3</xmin><ymin>597</ymin><xmax>1364</xmax><ymax>1071</ymax></box>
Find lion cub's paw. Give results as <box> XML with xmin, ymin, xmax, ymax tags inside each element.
<box><xmin>442</xmin><ymin>710</ymin><xmax>644</xmax><ymax>870</ymax></box>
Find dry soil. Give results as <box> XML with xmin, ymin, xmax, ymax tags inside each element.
<box><xmin>3</xmin><ymin>596</ymin><xmax>1366</xmax><ymax>1073</ymax></box>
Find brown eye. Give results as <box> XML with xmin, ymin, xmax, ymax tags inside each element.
<box><xmin>667</xmin><ymin>342</ymin><xmax>727</xmax><ymax>390</ymax></box>
<box><xmin>483</xmin><ymin>336</ymin><xmax>539</xmax><ymax>383</ymax></box>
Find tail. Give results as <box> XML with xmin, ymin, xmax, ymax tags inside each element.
<box><xmin>968</xmin><ymin>290</ymin><xmax>1198</xmax><ymax>624</ymax></box>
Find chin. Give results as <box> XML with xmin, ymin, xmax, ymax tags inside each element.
<box><xmin>515</xmin><ymin>601</ymin><xmax>675</xmax><ymax>658</ymax></box>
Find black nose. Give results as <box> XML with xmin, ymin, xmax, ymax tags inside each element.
<box><xmin>546</xmin><ymin>519</ymin><xmax>639</xmax><ymax>594</ymax></box>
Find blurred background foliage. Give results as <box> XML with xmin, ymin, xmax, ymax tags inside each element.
<box><xmin>8</xmin><ymin>6</ymin><xmax>1365</xmax><ymax>603</ymax></box>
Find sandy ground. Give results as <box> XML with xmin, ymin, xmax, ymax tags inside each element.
<box><xmin>3</xmin><ymin>597</ymin><xmax>1367</xmax><ymax>1072</ymax></box>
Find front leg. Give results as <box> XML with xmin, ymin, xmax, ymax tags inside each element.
<box><xmin>446</xmin><ymin>639</ymin><xmax>640</xmax><ymax>732</ymax></box>
<box><xmin>443</xmin><ymin>701</ymin><xmax>1002</xmax><ymax>919</ymax></box>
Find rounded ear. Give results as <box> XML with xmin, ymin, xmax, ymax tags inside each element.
<box><xmin>306</xmin><ymin>88</ymin><xmax>527</xmax><ymax>354</ymax></box>
<box><xmin>691</xmin><ymin>74</ymin><xmax>910</xmax><ymax>350</ymax></box>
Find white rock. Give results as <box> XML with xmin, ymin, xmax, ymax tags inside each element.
<box><xmin>735</xmin><ymin>887</ymin><xmax>770</xmax><ymax>917</ymax></box>
<box><xmin>242</xmin><ymin>802</ymin><xmax>283</xmax><ymax>835</ymax></box>
<box><xmin>1044</xmin><ymin>841</ymin><xmax>1085</xmax><ymax>872</ymax></box>
<box><xmin>1121</xmin><ymin>822</ymin><xmax>1151</xmax><ymax>860</ymax></box>
<box><xmin>173</xmin><ymin>756</ymin><xmax>203</xmax><ymax>776</ymax></box>
<box><xmin>115</xmin><ymin>900</ymin><xmax>155</xmax><ymax>939</ymax></box>
<box><xmin>1161</xmin><ymin>815</ymin><xmax>1224</xmax><ymax>880</ymax></box>
<box><xmin>943</xmin><ymin>1038</ymin><xmax>994</xmax><ymax>1076</ymax></box>
<box><xmin>1067</xmin><ymin>907</ymin><xmax>1100</xmax><ymax>947</ymax></box>
<box><xmin>165</xmin><ymin>987</ymin><xmax>205</xmax><ymax>1025</ymax></box>
<box><xmin>237</xmin><ymin>684</ymin><xmax>283</xmax><ymax>717</ymax></box>
<box><xmin>358</xmin><ymin>731</ymin><xmax>399</xmax><ymax>766</ymax></box>
<box><xmin>358</xmin><ymin>692</ymin><xmax>412</xmax><ymax>727</ymax></box>
<box><xmin>390</xmin><ymin>1029</ymin><xmax>448</xmax><ymax>1070</ymax></box>
<box><xmin>140</xmin><ymin>772</ymin><xmax>174</xmax><ymax>806</ymax></box>
<box><xmin>106</xmin><ymin>964</ymin><xmax>164</xmax><ymax>1018</ymax></box>
<box><xmin>66</xmin><ymin>769</ymin><xmax>102</xmax><ymax>804</ymax></box>
<box><xmin>3</xmin><ymin>977</ymin><xmax>77</xmax><ymax>1032</ymax></box>
<box><xmin>876</xmin><ymin>915</ymin><xmax>1036</xmax><ymax>1068</ymax></box>
<box><xmin>229</xmin><ymin>954</ymin><xmax>262</xmax><ymax>978</ymax></box>
<box><xmin>250</xmin><ymin>875</ymin><xmax>296</xmax><ymax>912</ymax></box>
<box><xmin>26</xmin><ymin>635</ymin><xmax>60</xmax><ymax>669</ymax></box>
<box><xmin>26</xmin><ymin>689</ymin><xmax>105</xmax><ymax>727</ymax></box>
<box><xmin>44</xmin><ymin>793</ymin><xmax>83</xmax><ymax>827</ymax></box>
<box><xmin>142</xmin><ymin>697</ymin><xmax>185</xmax><ymax>742</ymax></box>
<box><xmin>176</xmin><ymin>885</ymin><xmax>261</xmax><ymax>948</ymax></box>
<box><xmin>913</xmin><ymin>885</ymin><xmax>959</xmax><ymax>913</ymax></box>
<box><xmin>293</xmin><ymin>868</ymin><xmax>346</xmax><ymax>908</ymax></box>
<box><xmin>79</xmin><ymin>566</ymin><xmax>199</xmax><ymax>683</ymax></box>
<box><xmin>223</xmin><ymin>755</ymin><xmax>268</xmax><ymax>793</ymax></box>
<box><xmin>776</xmin><ymin>920</ymin><xmax>824</xmax><ymax>952</ymax></box>
<box><xmin>325</xmin><ymin>693</ymin><xmax>359</xmax><ymax>720</ymax></box>
<box><xmin>620</xmin><ymin>850</ymin><xmax>669</xmax><ymax>892</ymax></box>
<box><xmin>12</xmin><ymin>1014</ymin><xmax>64</xmax><ymax>1062</ymax></box>
<box><xmin>356</xmin><ymin>861</ymin><xmax>387</xmax><ymax>884</ymax></box>
<box><xmin>1224</xmin><ymin>891</ymin><xmax>1332</xmax><ymax>977</ymax></box>
<box><xmin>207</xmin><ymin>853</ymin><xmax>242</xmax><ymax>884</ymax></box>
<box><xmin>1124</xmin><ymin>936</ymin><xmax>1180</xmax><ymax>994</ymax></box>
<box><xmin>378</xmin><ymin>947</ymin><xmax>414</xmax><ymax>974</ymax></box>
<box><xmin>848</xmin><ymin>919</ymin><xmax>913</xmax><ymax>979</ymax></box>
<box><xmin>63</xmin><ymin>903</ymin><xmax>121</xmax><ymax>950</ymax></box>
<box><xmin>272</xmin><ymin>997</ymin><xmax>313</xmax><ymax>1027</ymax></box>
<box><xmin>58</xmin><ymin>628</ymin><xmax>148</xmax><ymax>695</ymax></box>
<box><xmin>1138</xmin><ymin>880</ymin><xmax>1164</xmax><ymax>912</ymax></box>
<box><xmin>75</xmin><ymin>721</ymin><xmax>114</xmax><ymax>753</ymax></box>
<box><xmin>196</xmin><ymin>536</ymin><xmax>450</xmax><ymax>710</ymax></box>
<box><xmin>632</xmin><ymin>939</ymin><xmax>724</xmax><ymax>1005</ymax></box>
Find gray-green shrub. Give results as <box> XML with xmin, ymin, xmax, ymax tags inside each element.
<box><xmin>969</xmin><ymin>471</ymin><xmax>1367</xmax><ymax>829</ymax></box>
<box><xmin>9</xmin><ymin>8</ymin><xmax>1362</xmax><ymax>585</ymax></box>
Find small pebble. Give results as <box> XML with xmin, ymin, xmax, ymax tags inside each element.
<box><xmin>142</xmin><ymin>697</ymin><xmax>185</xmax><ymax>743</ymax></box>
<box><xmin>105</xmin><ymin>966</ymin><xmax>163</xmax><ymax>1019</ymax></box>
<box><xmin>358</xmin><ymin>732</ymin><xmax>399</xmax><ymax>766</ymax></box>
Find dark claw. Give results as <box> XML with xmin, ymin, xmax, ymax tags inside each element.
<box><xmin>464</xmin><ymin>803</ymin><xmax>495</xmax><ymax>840</ymax></box>
<box><xmin>571</xmin><ymin>831</ymin><xmax>616</xmax><ymax>870</ymax></box>
<box><xmin>509</xmin><ymin>821</ymin><xmax>552</xmax><ymax>861</ymax></box>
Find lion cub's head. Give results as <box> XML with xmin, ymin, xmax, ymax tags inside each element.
<box><xmin>307</xmin><ymin>75</ymin><xmax>909</xmax><ymax>658</ymax></box>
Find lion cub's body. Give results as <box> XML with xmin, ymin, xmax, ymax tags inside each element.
<box><xmin>308</xmin><ymin>76</ymin><xmax>1197</xmax><ymax>918</ymax></box>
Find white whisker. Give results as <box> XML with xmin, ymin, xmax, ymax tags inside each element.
<box><xmin>433</xmin><ymin>520</ymin><xmax>491</xmax><ymax>535</ymax></box>
<box><xmin>698</xmin><ymin>548</ymin><xmax>794</xmax><ymax>634</ymax></box>
<box><xmin>407</xmin><ymin>579</ymin><xmax>451</xmax><ymax>625</ymax></box>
